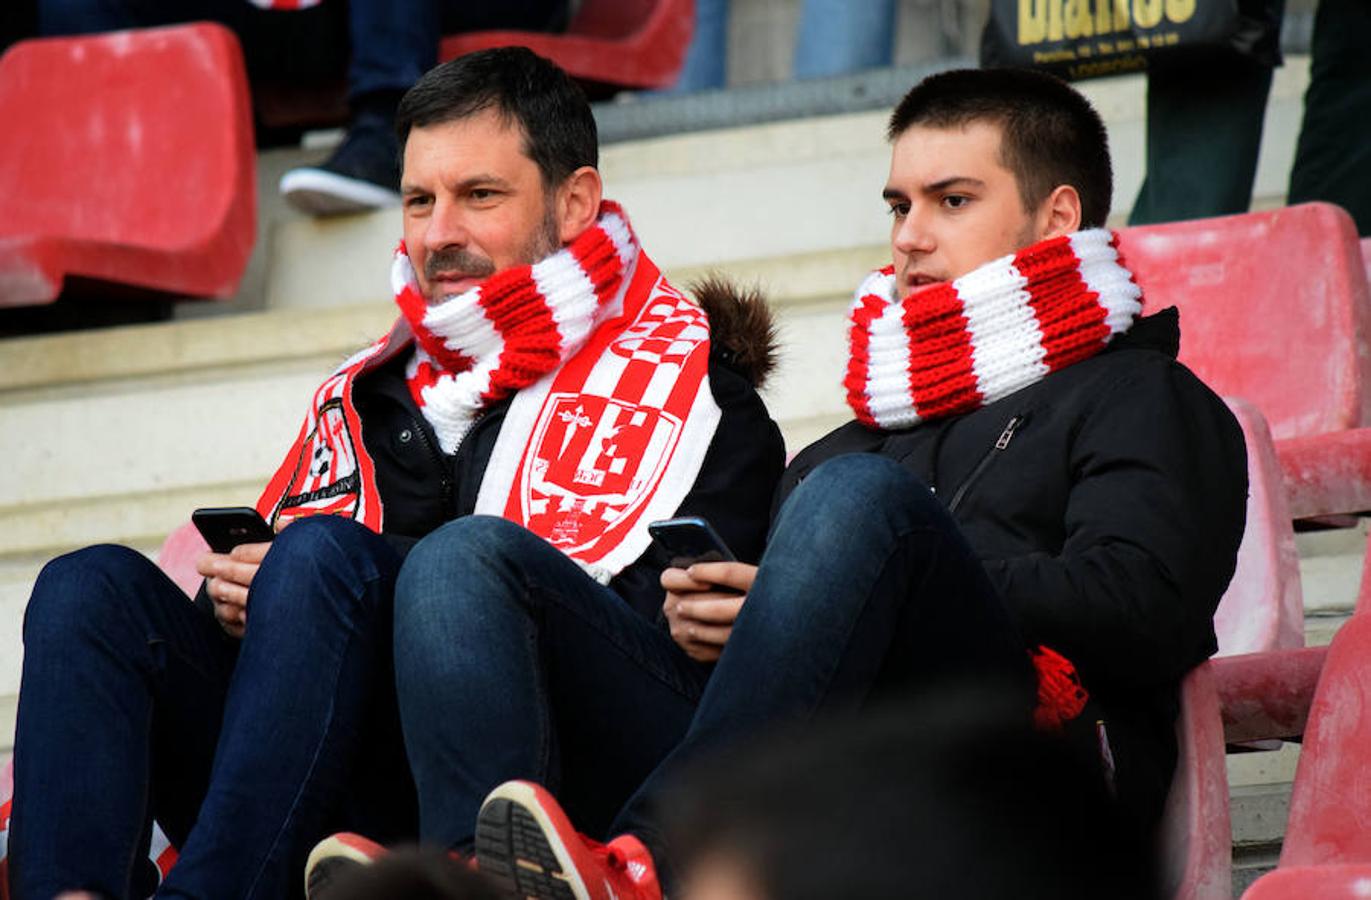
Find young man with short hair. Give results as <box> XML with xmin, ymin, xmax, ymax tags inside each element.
<box><xmin>7</xmin><ymin>47</ymin><xmax>783</xmax><ymax>899</ymax></box>
<box><xmin>461</xmin><ymin>68</ymin><xmax>1247</xmax><ymax>900</ymax></box>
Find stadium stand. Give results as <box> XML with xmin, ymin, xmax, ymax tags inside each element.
<box><xmin>439</xmin><ymin>0</ymin><xmax>693</xmax><ymax>95</ymax></box>
<box><xmin>0</xmin><ymin>23</ymin><xmax>256</xmax><ymax>309</ymax></box>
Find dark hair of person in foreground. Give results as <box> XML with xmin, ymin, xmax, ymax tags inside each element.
<box><xmin>665</xmin><ymin>683</ymin><xmax>1161</xmax><ymax>900</ymax></box>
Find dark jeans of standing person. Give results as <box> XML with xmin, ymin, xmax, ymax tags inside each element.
<box><xmin>393</xmin><ymin>454</ymin><xmax>1036</xmax><ymax>890</ymax></box>
<box><xmin>1287</xmin><ymin>0</ymin><xmax>1371</xmax><ymax>236</ymax></box>
<box><xmin>1129</xmin><ymin>52</ymin><xmax>1278</xmax><ymax>226</ymax></box>
<box><xmin>8</xmin><ymin>515</ymin><xmax>415</xmax><ymax>900</ymax></box>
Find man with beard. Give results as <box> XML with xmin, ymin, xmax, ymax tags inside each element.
<box><xmin>6</xmin><ymin>47</ymin><xmax>784</xmax><ymax>899</ymax></box>
<box><xmin>455</xmin><ymin>68</ymin><xmax>1247</xmax><ymax>900</ymax></box>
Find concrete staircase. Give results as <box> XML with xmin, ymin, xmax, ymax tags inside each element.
<box><xmin>0</xmin><ymin>55</ymin><xmax>1346</xmax><ymax>896</ymax></box>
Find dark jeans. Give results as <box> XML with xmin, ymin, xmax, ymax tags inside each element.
<box><xmin>8</xmin><ymin>516</ymin><xmax>414</xmax><ymax>900</ymax></box>
<box><xmin>37</xmin><ymin>0</ymin><xmax>567</xmax><ymax>102</ymax></box>
<box><xmin>393</xmin><ymin>454</ymin><xmax>1034</xmax><ymax>886</ymax></box>
<box><xmin>1287</xmin><ymin>0</ymin><xmax>1371</xmax><ymax>236</ymax></box>
<box><xmin>1129</xmin><ymin>52</ymin><xmax>1278</xmax><ymax>226</ymax></box>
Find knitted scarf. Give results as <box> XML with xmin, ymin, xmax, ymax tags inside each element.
<box><xmin>393</xmin><ymin>203</ymin><xmax>633</xmax><ymax>454</ymax></box>
<box><xmin>256</xmin><ymin>202</ymin><xmax>721</xmax><ymax>582</ymax></box>
<box><xmin>845</xmin><ymin>229</ymin><xmax>1142</xmax><ymax>430</ymax></box>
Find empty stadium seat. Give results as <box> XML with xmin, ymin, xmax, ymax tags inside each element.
<box><xmin>439</xmin><ymin>0</ymin><xmax>693</xmax><ymax>94</ymax></box>
<box><xmin>1242</xmin><ymin>864</ymin><xmax>1371</xmax><ymax>898</ymax></box>
<box><xmin>1214</xmin><ymin>399</ymin><xmax>1304</xmax><ymax>656</ymax></box>
<box><xmin>1276</xmin><ymin>611</ymin><xmax>1371</xmax><ymax>867</ymax></box>
<box><xmin>1160</xmin><ymin>663</ymin><xmax>1232</xmax><ymax>900</ymax></box>
<box><xmin>0</xmin><ymin>23</ymin><xmax>256</xmax><ymax>308</ymax></box>
<box><xmin>1117</xmin><ymin>204</ymin><xmax>1371</xmax><ymax>520</ymax></box>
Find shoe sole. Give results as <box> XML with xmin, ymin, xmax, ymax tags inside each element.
<box><xmin>304</xmin><ymin>833</ymin><xmax>382</xmax><ymax>899</ymax></box>
<box><xmin>279</xmin><ymin>167</ymin><xmax>401</xmax><ymax>216</ymax></box>
<box><xmin>476</xmin><ymin>782</ymin><xmax>589</xmax><ymax>900</ymax></box>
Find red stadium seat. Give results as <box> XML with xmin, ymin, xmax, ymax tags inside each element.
<box><xmin>1118</xmin><ymin>205</ymin><xmax>1371</xmax><ymax>521</ymax></box>
<box><xmin>439</xmin><ymin>0</ymin><xmax>693</xmax><ymax>94</ymax></box>
<box><xmin>1242</xmin><ymin>864</ymin><xmax>1371</xmax><ymax>898</ymax></box>
<box><xmin>0</xmin><ymin>23</ymin><xmax>256</xmax><ymax>308</ymax></box>
<box><xmin>1214</xmin><ymin>399</ymin><xmax>1304</xmax><ymax>656</ymax></box>
<box><xmin>1160</xmin><ymin>663</ymin><xmax>1232</xmax><ymax>900</ymax></box>
<box><xmin>1277</xmin><ymin>612</ymin><xmax>1371</xmax><ymax>867</ymax></box>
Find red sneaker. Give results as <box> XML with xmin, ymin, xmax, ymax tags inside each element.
<box><xmin>304</xmin><ymin>831</ymin><xmax>387</xmax><ymax>899</ymax></box>
<box><xmin>475</xmin><ymin>780</ymin><xmax>661</xmax><ymax>900</ymax></box>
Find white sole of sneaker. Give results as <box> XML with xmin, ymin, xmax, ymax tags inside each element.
<box><xmin>476</xmin><ymin>781</ymin><xmax>590</xmax><ymax>900</ymax></box>
<box><xmin>279</xmin><ymin>167</ymin><xmax>401</xmax><ymax>216</ymax></box>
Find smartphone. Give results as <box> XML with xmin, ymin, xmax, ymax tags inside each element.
<box><xmin>647</xmin><ymin>516</ymin><xmax>736</xmax><ymax>568</ymax></box>
<box><xmin>192</xmin><ymin>506</ymin><xmax>275</xmax><ymax>554</ymax></box>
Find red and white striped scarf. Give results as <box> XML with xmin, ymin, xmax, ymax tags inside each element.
<box><xmin>394</xmin><ymin>203</ymin><xmax>633</xmax><ymax>453</ymax></box>
<box><xmin>256</xmin><ymin>201</ymin><xmax>721</xmax><ymax>582</ymax></box>
<box><xmin>845</xmin><ymin>229</ymin><xmax>1142</xmax><ymax>429</ymax></box>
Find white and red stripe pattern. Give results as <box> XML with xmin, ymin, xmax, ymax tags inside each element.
<box><xmin>394</xmin><ymin>202</ymin><xmax>637</xmax><ymax>453</ymax></box>
<box><xmin>845</xmin><ymin>229</ymin><xmax>1142</xmax><ymax>429</ymax></box>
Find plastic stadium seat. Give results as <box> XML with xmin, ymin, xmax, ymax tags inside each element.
<box><xmin>1242</xmin><ymin>864</ymin><xmax>1371</xmax><ymax>898</ymax></box>
<box><xmin>1214</xmin><ymin>399</ymin><xmax>1304</xmax><ymax>656</ymax></box>
<box><xmin>440</xmin><ymin>0</ymin><xmax>693</xmax><ymax>94</ymax></box>
<box><xmin>1276</xmin><ymin>611</ymin><xmax>1371</xmax><ymax>867</ymax></box>
<box><xmin>0</xmin><ymin>23</ymin><xmax>256</xmax><ymax>308</ymax></box>
<box><xmin>1117</xmin><ymin>204</ymin><xmax>1371</xmax><ymax>520</ymax></box>
<box><xmin>1159</xmin><ymin>663</ymin><xmax>1231</xmax><ymax>900</ymax></box>
<box><xmin>156</xmin><ymin>520</ymin><xmax>211</xmax><ymax>599</ymax></box>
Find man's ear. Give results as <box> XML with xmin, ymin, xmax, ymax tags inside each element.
<box><xmin>556</xmin><ymin>166</ymin><xmax>604</xmax><ymax>244</ymax></box>
<box><xmin>1037</xmin><ymin>184</ymin><xmax>1083</xmax><ymax>240</ymax></box>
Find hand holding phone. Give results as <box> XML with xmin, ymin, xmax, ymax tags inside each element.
<box><xmin>192</xmin><ymin>506</ymin><xmax>275</xmax><ymax>553</ymax></box>
<box><xmin>650</xmin><ymin>517</ymin><xmax>755</xmax><ymax>663</ymax></box>
<box><xmin>192</xmin><ymin>506</ymin><xmax>275</xmax><ymax>638</ymax></box>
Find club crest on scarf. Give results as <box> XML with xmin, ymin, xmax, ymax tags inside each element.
<box><xmin>490</xmin><ymin>274</ymin><xmax>717</xmax><ymax>579</ymax></box>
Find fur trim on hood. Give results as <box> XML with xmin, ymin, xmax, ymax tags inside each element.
<box><xmin>690</xmin><ymin>274</ymin><xmax>779</xmax><ymax>390</ymax></box>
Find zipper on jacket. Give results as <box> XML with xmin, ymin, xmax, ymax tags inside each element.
<box><xmin>408</xmin><ymin>412</ymin><xmax>455</xmax><ymax>512</ymax></box>
<box><xmin>946</xmin><ymin>414</ymin><xmax>1024</xmax><ymax>513</ymax></box>
<box><xmin>451</xmin><ymin>409</ymin><xmax>493</xmax><ymax>514</ymax></box>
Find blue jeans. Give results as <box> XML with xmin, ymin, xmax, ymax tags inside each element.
<box><xmin>9</xmin><ymin>516</ymin><xmax>414</xmax><ymax>900</ymax></box>
<box><xmin>793</xmin><ymin>0</ymin><xmax>897</xmax><ymax>79</ymax></box>
<box><xmin>394</xmin><ymin>454</ymin><xmax>1033</xmax><ymax>884</ymax></box>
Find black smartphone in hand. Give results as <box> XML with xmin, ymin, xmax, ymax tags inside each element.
<box><xmin>192</xmin><ymin>506</ymin><xmax>275</xmax><ymax>554</ymax></box>
<box><xmin>648</xmin><ymin>516</ymin><xmax>736</xmax><ymax>569</ymax></box>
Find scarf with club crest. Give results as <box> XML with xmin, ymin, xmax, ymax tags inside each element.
<box><xmin>255</xmin><ymin>201</ymin><xmax>721</xmax><ymax>583</ymax></box>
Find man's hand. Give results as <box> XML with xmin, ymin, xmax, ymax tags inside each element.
<box><xmin>196</xmin><ymin>542</ymin><xmax>270</xmax><ymax>638</ymax></box>
<box><xmin>661</xmin><ymin>561</ymin><xmax>758</xmax><ymax>663</ymax></box>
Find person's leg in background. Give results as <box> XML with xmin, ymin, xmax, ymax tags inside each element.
<box><xmin>1129</xmin><ymin>53</ymin><xmax>1276</xmax><ymax>225</ymax></box>
<box><xmin>1286</xmin><ymin>0</ymin><xmax>1371</xmax><ymax>236</ymax></box>
<box><xmin>793</xmin><ymin>0</ymin><xmax>897</xmax><ymax>79</ymax></box>
<box><xmin>657</xmin><ymin>0</ymin><xmax>729</xmax><ymax>94</ymax></box>
<box><xmin>279</xmin><ymin>0</ymin><xmax>569</xmax><ymax>215</ymax></box>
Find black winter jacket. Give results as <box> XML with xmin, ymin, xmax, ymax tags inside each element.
<box><xmin>349</xmin><ymin>282</ymin><xmax>786</xmax><ymax>625</ymax></box>
<box><xmin>775</xmin><ymin>308</ymin><xmax>1247</xmax><ymax>827</ymax></box>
